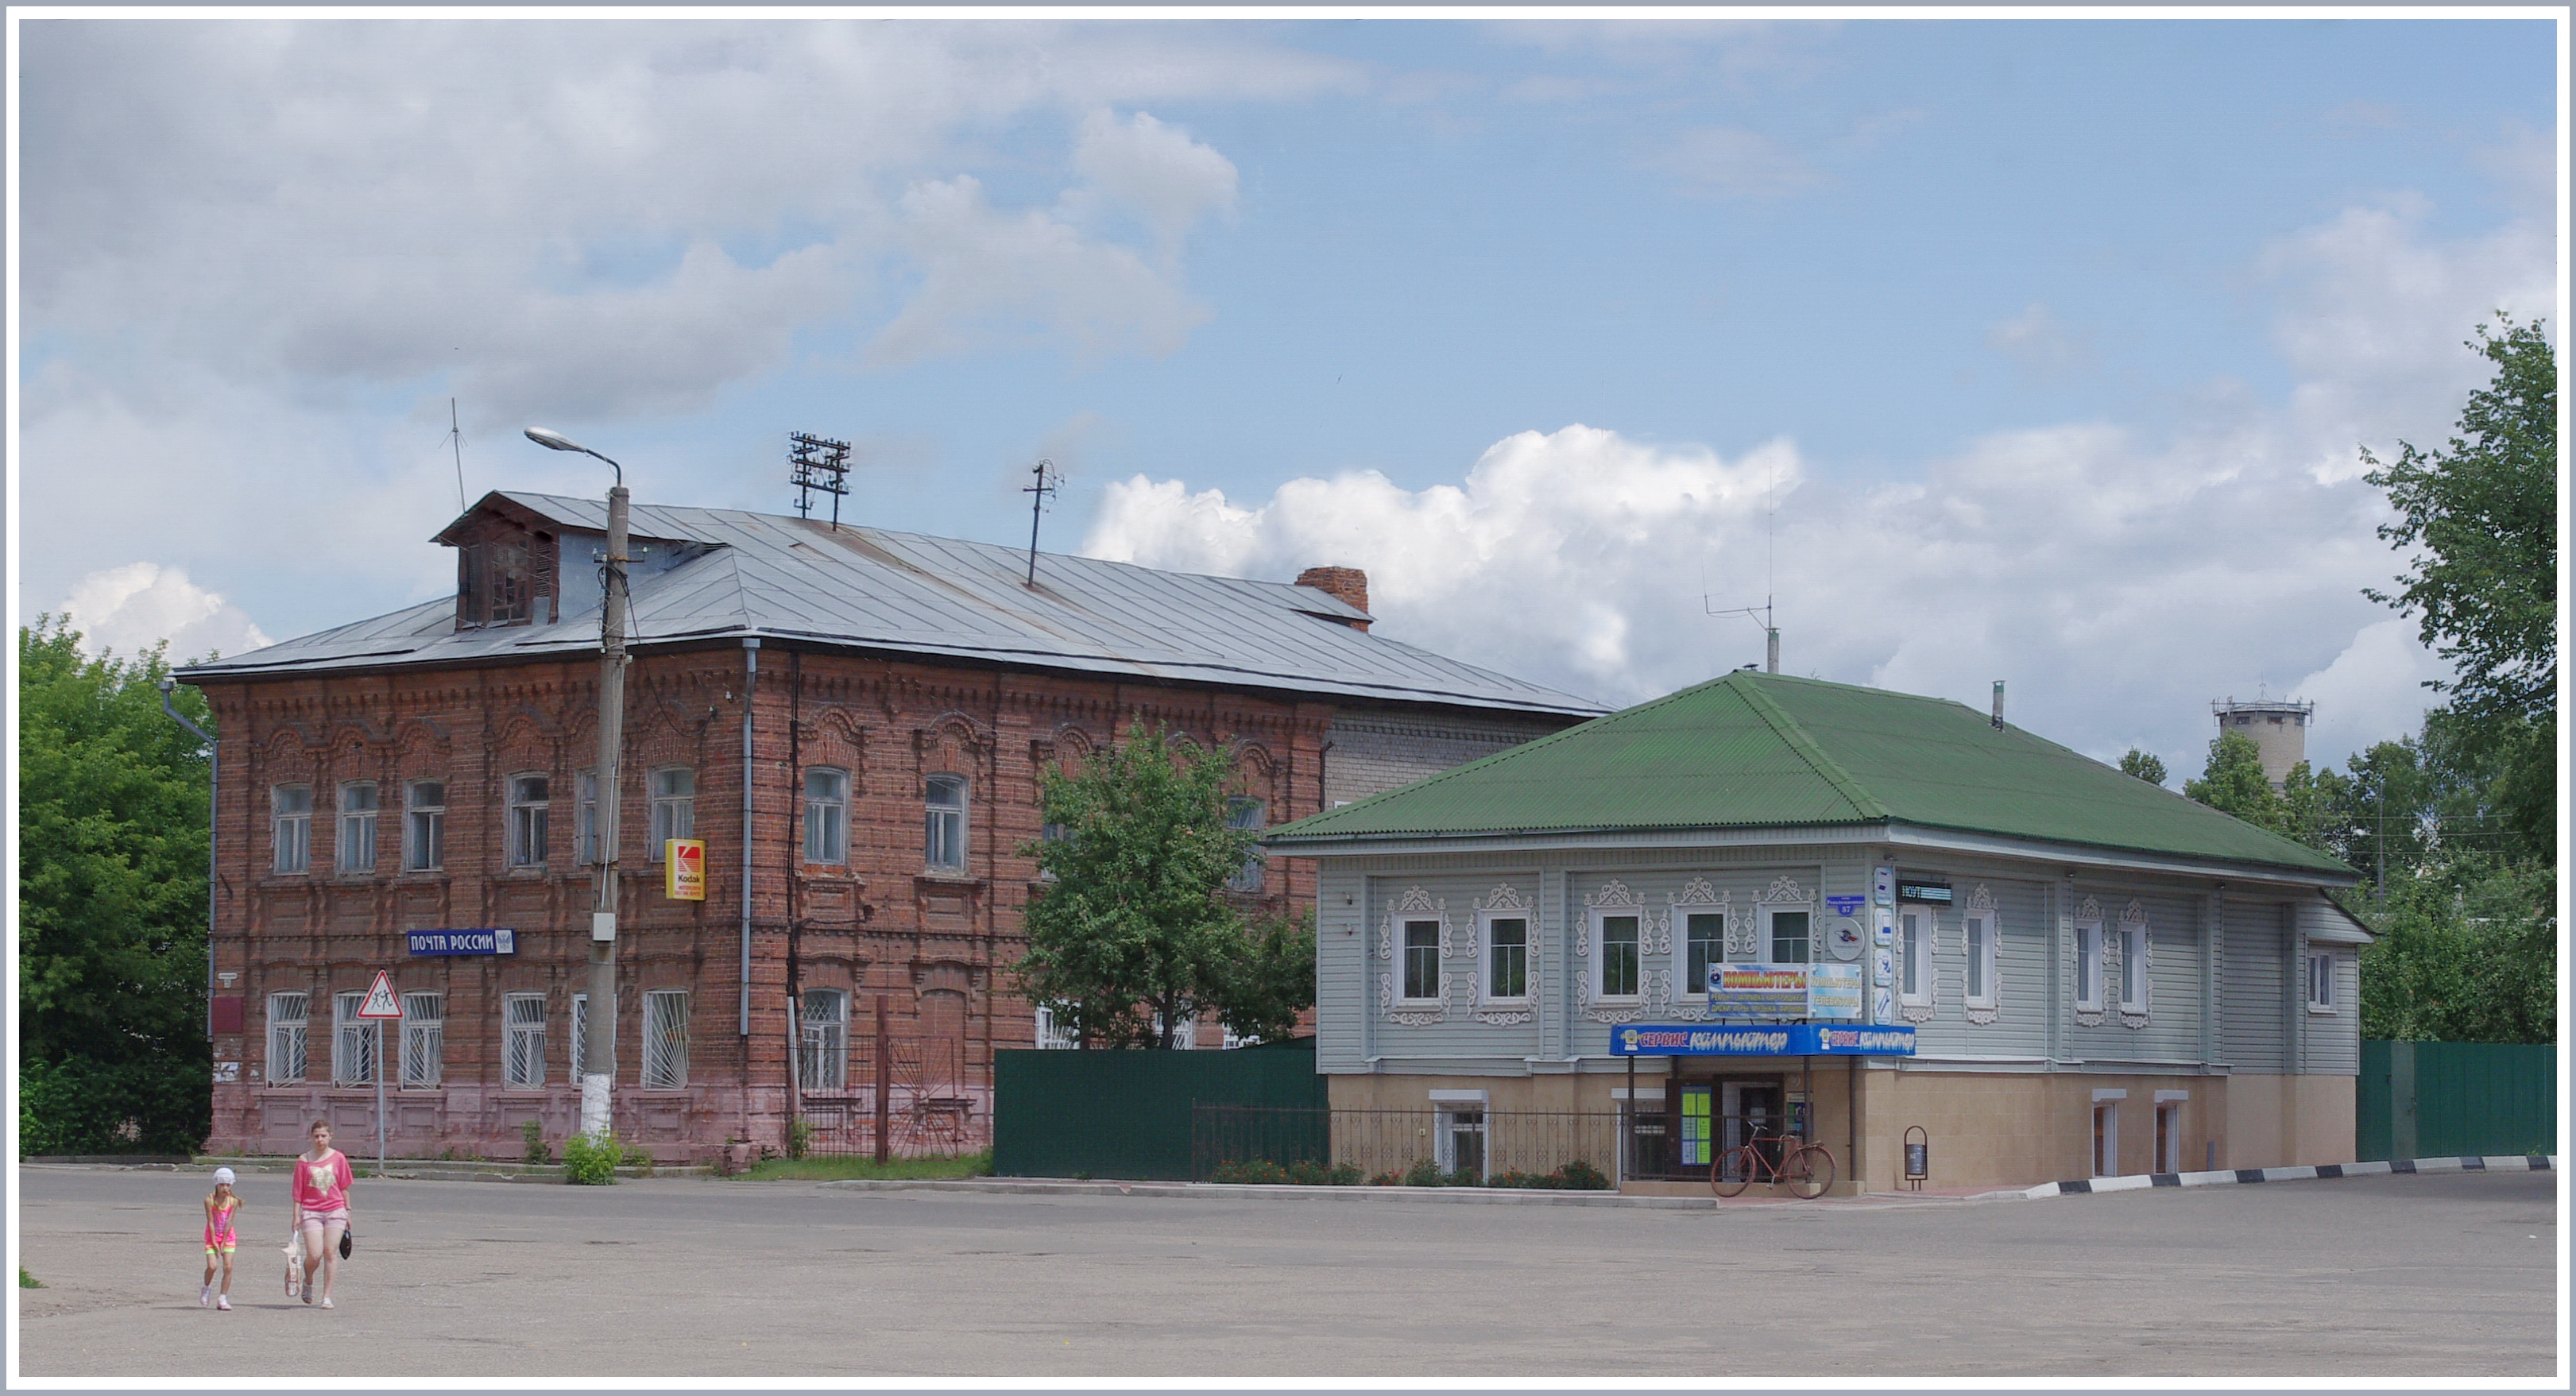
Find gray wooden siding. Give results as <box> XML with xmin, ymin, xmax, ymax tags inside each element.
<box><xmin>2301</xmin><ymin>949</ymin><xmax>2362</xmax><ymax>1075</ymax></box>
<box><xmin>2060</xmin><ymin>887</ymin><xmax>2204</xmax><ymax>1065</ymax></box>
<box><xmin>2219</xmin><ymin>899</ymin><xmax>2290</xmax><ymax>1072</ymax></box>
<box><xmin>1907</xmin><ymin>875</ymin><xmax>2049</xmax><ymax>1059</ymax></box>
<box><xmin>1316</xmin><ymin>864</ymin><xmax>1368</xmax><ymax>1071</ymax></box>
<box><xmin>1363</xmin><ymin>870</ymin><xmax>1549</xmax><ymax>1064</ymax></box>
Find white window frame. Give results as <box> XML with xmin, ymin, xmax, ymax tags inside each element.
<box><xmin>502</xmin><ymin>992</ymin><xmax>547</xmax><ymax>1089</ymax></box>
<box><xmin>1429</xmin><ymin>1089</ymin><xmax>1490</xmax><ymax>1181</ymax></box>
<box><xmin>805</xmin><ymin>768</ymin><xmax>850</xmax><ymax>865</ymax></box>
<box><xmin>1398</xmin><ymin>917</ymin><xmax>1444</xmax><ymax>1006</ymax></box>
<box><xmin>569</xmin><ymin>992</ymin><xmax>589</xmax><ymax>1080</ymax></box>
<box><xmin>576</xmin><ymin>769</ymin><xmax>600</xmax><ymax>865</ymax></box>
<box><xmin>649</xmin><ymin>767</ymin><xmax>695</xmax><ymax>863</ymax></box>
<box><xmin>921</xmin><ymin>772</ymin><xmax>965</xmax><ymax>872</ymax></box>
<box><xmin>1963</xmin><ymin>906</ymin><xmax>1999</xmax><ymax>1011</ymax></box>
<box><xmin>272</xmin><ymin>784</ymin><xmax>313</xmax><ymax>874</ymax></box>
<box><xmin>266</xmin><ymin>992</ymin><xmax>308</xmax><ymax>1084</ymax></box>
<box><xmin>506</xmin><ymin>772</ymin><xmax>550</xmax><ymax>868</ymax></box>
<box><xmin>1478</xmin><ymin>909</ymin><xmax>1532</xmax><ymax>1003</ymax></box>
<box><xmin>1033</xmin><ymin>1003</ymin><xmax>1079</xmax><ymax>1050</ymax></box>
<box><xmin>1897</xmin><ymin>905</ymin><xmax>1934</xmax><ymax>1007</ymax></box>
<box><xmin>400</xmin><ymin>992</ymin><xmax>443</xmax><ymax>1088</ymax></box>
<box><xmin>642</xmin><ymin>989</ymin><xmax>689</xmax><ymax>1089</ymax></box>
<box><xmin>1680</xmin><ymin>911</ymin><xmax>1724</xmax><ymax>996</ymax></box>
<box><xmin>1224</xmin><ymin>797</ymin><xmax>1267</xmax><ymax>893</ymax></box>
<box><xmin>1761</xmin><ymin>905</ymin><xmax>1813</xmax><ymax>965</ymax></box>
<box><xmin>404</xmin><ymin>779</ymin><xmax>446</xmax><ymax>872</ymax></box>
<box><xmin>2115</xmin><ymin>915</ymin><xmax>2148</xmax><ymax>1015</ymax></box>
<box><xmin>2074</xmin><ymin>918</ymin><xmax>2105</xmax><ymax>1014</ymax></box>
<box><xmin>2154</xmin><ymin>1092</ymin><xmax>2189</xmax><ymax>1174</ymax></box>
<box><xmin>333</xmin><ymin>991</ymin><xmax>379</xmax><ymax>1086</ymax></box>
<box><xmin>2306</xmin><ymin>949</ymin><xmax>2336</xmax><ymax>1013</ymax></box>
<box><xmin>1592</xmin><ymin>908</ymin><xmax>1644</xmax><ymax>1003</ymax></box>
<box><xmin>335</xmin><ymin>781</ymin><xmax>377</xmax><ymax>873</ymax></box>
<box><xmin>799</xmin><ymin>988</ymin><xmax>848</xmax><ymax>1092</ymax></box>
<box><xmin>2091</xmin><ymin>1096</ymin><xmax>2122</xmax><ymax>1178</ymax></box>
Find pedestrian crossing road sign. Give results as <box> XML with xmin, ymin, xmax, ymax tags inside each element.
<box><xmin>356</xmin><ymin>969</ymin><xmax>402</xmax><ymax>1019</ymax></box>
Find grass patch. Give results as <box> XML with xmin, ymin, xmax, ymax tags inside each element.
<box><xmin>737</xmin><ymin>1150</ymin><xmax>992</xmax><ymax>1182</ymax></box>
<box><xmin>21</xmin><ymin>1266</ymin><xmax>43</xmax><ymax>1289</ymax></box>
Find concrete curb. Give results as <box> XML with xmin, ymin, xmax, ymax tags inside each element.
<box><xmin>2015</xmin><ymin>1153</ymin><xmax>2556</xmax><ymax>1200</ymax></box>
<box><xmin>181</xmin><ymin>1155</ymin><xmax>711</xmax><ymax>1182</ymax></box>
<box><xmin>818</xmin><ymin>1178</ymin><xmax>1758</xmax><ymax>1208</ymax></box>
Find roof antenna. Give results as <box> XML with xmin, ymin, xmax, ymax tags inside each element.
<box><xmin>1022</xmin><ymin>458</ymin><xmax>1060</xmax><ymax>588</ymax></box>
<box><xmin>788</xmin><ymin>432</ymin><xmax>853</xmax><ymax>530</ymax></box>
<box><xmin>447</xmin><ymin>399</ymin><xmax>468</xmax><ymax>513</ymax></box>
<box><xmin>1704</xmin><ymin>451</ymin><xmax>1783</xmax><ymax>674</ymax></box>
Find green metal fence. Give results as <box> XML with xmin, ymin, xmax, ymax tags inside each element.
<box><xmin>2357</xmin><ymin>1039</ymin><xmax>2559</xmax><ymax>1162</ymax></box>
<box><xmin>992</xmin><ymin>1041</ymin><xmax>1327</xmax><ymax>1180</ymax></box>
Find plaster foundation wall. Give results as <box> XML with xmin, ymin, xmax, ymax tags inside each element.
<box><xmin>2222</xmin><ymin>1072</ymin><xmax>2357</xmax><ymax>1170</ymax></box>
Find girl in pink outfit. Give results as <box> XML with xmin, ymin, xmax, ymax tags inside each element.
<box><xmin>200</xmin><ymin>1167</ymin><xmax>240</xmax><ymax>1310</ymax></box>
<box><xmin>291</xmin><ymin>1121</ymin><xmax>354</xmax><ymax>1309</ymax></box>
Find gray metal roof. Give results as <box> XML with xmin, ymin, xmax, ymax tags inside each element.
<box><xmin>177</xmin><ymin>492</ymin><xmax>1607</xmax><ymax>719</ymax></box>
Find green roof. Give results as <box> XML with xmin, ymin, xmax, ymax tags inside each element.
<box><xmin>1270</xmin><ymin>671</ymin><xmax>2354</xmax><ymax>878</ymax></box>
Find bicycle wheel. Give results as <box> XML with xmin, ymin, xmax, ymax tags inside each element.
<box><xmin>1711</xmin><ymin>1147</ymin><xmax>1752</xmax><ymax>1197</ymax></box>
<box><xmin>1785</xmin><ymin>1144</ymin><xmax>1835</xmax><ymax>1200</ymax></box>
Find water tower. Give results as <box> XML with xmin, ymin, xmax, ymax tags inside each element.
<box><xmin>2212</xmin><ymin>696</ymin><xmax>2314</xmax><ymax>791</ymax></box>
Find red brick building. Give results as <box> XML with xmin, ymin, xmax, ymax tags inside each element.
<box><xmin>178</xmin><ymin>491</ymin><xmax>1600</xmax><ymax>1162</ymax></box>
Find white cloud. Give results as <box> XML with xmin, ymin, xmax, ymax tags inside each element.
<box><xmin>2290</xmin><ymin>617</ymin><xmax>2447</xmax><ymax>764</ymax></box>
<box><xmin>1071</xmin><ymin>110</ymin><xmax>1240</xmax><ymax>254</ymax></box>
<box><xmin>1647</xmin><ymin>126</ymin><xmax>1827</xmax><ymax>199</ymax></box>
<box><xmin>1986</xmin><ymin>302</ymin><xmax>2091</xmax><ymax>377</ymax></box>
<box><xmin>57</xmin><ymin>563</ymin><xmax>274</xmax><ymax>663</ymax></box>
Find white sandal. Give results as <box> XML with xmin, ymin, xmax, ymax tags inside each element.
<box><xmin>318</xmin><ymin>1297</ymin><xmax>333</xmax><ymax>1309</ymax></box>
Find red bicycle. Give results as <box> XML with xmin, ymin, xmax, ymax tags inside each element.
<box><xmin>1711</xmin><ymin>1131</ymin><xmax>1836</xmax><ymax>1200</ymax></box>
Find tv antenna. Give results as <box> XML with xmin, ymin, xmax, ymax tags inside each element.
<box><xmin>446</xmin><ymin>399</ymin><xmax>468</xmax><ymax>513</ymax></box>
<box><xmin>1022</xmin><ymin>458</ymin><xmax>1060</xmax><ymax>588</ymax></box>
<box><xmin>788</xmin><ymin>432</ymin><xmax>853</xmax><ymax>529</ymax></box>
<box><xmin>1704</xmin><ymin>454</ymin><xmax>1782</xmax><ymax>673</ymax></box>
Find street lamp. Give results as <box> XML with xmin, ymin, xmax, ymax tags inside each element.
<box><xmin>528</xmin><ymin>427</ymin><xmax>629</xmax><ymax>1143</ymax></box>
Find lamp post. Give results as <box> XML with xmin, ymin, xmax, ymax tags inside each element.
<box><xmin>527</xmin><ymin>427</ymin><xmax>628</xmax><ymax>1141</ymax></box>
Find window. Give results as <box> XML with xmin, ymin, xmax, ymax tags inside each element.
<box><xmin>1597</xmin><ymin>914</ymin><xmax>1642</xmax><ymax>999</ymax></box>
<box><xmin>642</xmin><ymin>990</ymin><xmax>689</xmax><ymax>1089</ymax></box>
<box><xmin>921</xmin><ymin>773</ymin><xmax>964</xmax><ymax>871</ymax></box>
<box><xmin>1224</xmin><ymin>797</ymin><xmax>1267</xmax><ymax>893</ymax></box>
<box><xmin>404</xmin><ymin>779</ymin><xmax>446</xmax><ymax>871</ymax></box>
<box><xmin>569</xmin><ymin>992</ymin><xmax>589</xmax><ymax>1080</ymax></box>
<box><xmin>799</xmin><ymin>989</ymin><xmax>847</xmax><ymax>1092</ymax></box>
<box><xmin>2306</xmin><ymin>949</ymin><xmax>2335</xmax><ymax>1011</ymax></box>
<box><xmin>1400</xmin><ymin>918</ymin><xmax>1441</xmax><ymax>1003</ymax></box>
<box><xmin>1897</xmin><ymin>908</ymin><xmax>1932</xmax><ymax>1006</ymax></box>
<box><xmin>266</xmin><ymin>993</ymin><xmax>308</xmax><ymax>1084</ymax></box>
<box><xmin>1482</xmin><ymin>914</ymin><xmax>1530</xmax><ymax>1000</ymax></box>
<box><xmin>650</xmin><ymin>768</ymin><xmax>694</xmax><ymax>862</ymax></box>
<box><xmin>1766</xmin><ymin>907</ymin><xmax>1812</xmax><ymax>965</ymax></box>
<box><xmin>1034</xmin><ymin>1003</ymin><xmax>1079</xmax><ymax>1050</ymax></box>
<box><xmin>400</xmin><ymin>992</ymin><xmax>443</xmax><ymax>1087</ymax></box>
<box><xmin>1963</xmin><ymin>908</ymin><xmax>1998</xmax><ymax>1010</ymax></box>
<box><xmin>333</xmin><ymin>992</ymin><xmax>378</xmax><ymax>1086</ymax></box>
<box><xmin>273</xmin><ymin>785</ymin><xmax>313</xmax><ymax>874</ymax></box>
<box><xmin>2075</xmin><ymin>918</ymin><xmax>2104</xmax><ymax>1013</ymax></box>
<box><xmin>1436</xmin><ymin>1108</ymin><xmax>1487</xmax><ymax>1180</ymax></box>
<box><xmin>507</xmin><ymin>773</ymin><xmax>550</xmax><ymax>867</ymax></box>
<box><xmin>576</xmin><ymin>770</ymin><xmax>599</xmax><ymax>864</ymax></box>
<box><xmin>503</xmin><ymin>993</ymin><xmax>547</xmax><ymax>1088</ymax></box>
<box><xmin>2115</xmin><ymin>920</ymin><xmax>2146</xmax><ymax>1013</ymax></box>
<box><xmin>804</xmin><ymin>768</ymin><xmax>849</xmax><ymax>864</ymax></box>
<box><xmin>1683</xmin><ymin>913</ymin><xmax>1724</xmax><ymax>995</ymax></box>
<box><xmin>336</xmin><ymin>782</ymin><xmax>377</xmax><ymax>873</ymax></box>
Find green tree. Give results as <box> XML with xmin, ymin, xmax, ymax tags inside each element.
<box><xmin>2356</xmin><ymin>857</ymin><xmax>2555</xmax><ymax>1043</ymax></box>
<box><xmin>2117</xmin><ymin>748</ymin><xmax>2167</xmax><ymax>787</ymax></box>
<box><xmin>17</xmin><ymin>617</ymin><xmax>215</xmax><ymax>1151</ymax></box>
<box><xmin>1015</xmin><ymin>725</ymin><xmax>1313</xmax><ymax>1049</ymax></box>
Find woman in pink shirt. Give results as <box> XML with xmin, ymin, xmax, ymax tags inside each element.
<box><xmin>291</xmin><ymin>1120</ymin><xmax>354</xmax><ymax>1309</ymax></box>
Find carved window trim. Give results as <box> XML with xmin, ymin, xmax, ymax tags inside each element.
<box><xmin>1472</xmin><ymin>885</ymin><xmax>1535</xmax><ymax>1023</ymax></box>
<box><xmin>1378</xmin><ymin>886</ymin><xmax>1449</xmax><ymax>1026</ymax></box>
<box><xmin>2073</xmin><ymin>895</ymin><xmax>2107</xmax><ymax>1025</ymax></box>
<box><xmin>2116</xmin><ymin>899</ymin><xmax>2151</xmax><ymax>1027</ymax></box>
<box><xmin>1896</xmin><ymin>901</ymin><xmax>1937</xmax><ymax>1023</ymax></box>
<box><xmin>1962</xmin><ymin>884</ymin><xmax>2000</xmax><ymax>1025</ymax></box>
<box><xmin>1755</xmin><ymin>874</ymin><xmax>1816</xmax><ymax>967</ymax></box>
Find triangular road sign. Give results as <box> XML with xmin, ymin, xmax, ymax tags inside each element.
<box><xmin>356</xmin><ymin>969</ymin><xmax>403</xmax><ymax>1019</ymax></box>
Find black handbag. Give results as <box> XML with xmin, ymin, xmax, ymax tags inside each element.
<box><xmin>338</xmin><ymin>1225</ymin><xmax>354</xmax><ymax>1259</ymax></box>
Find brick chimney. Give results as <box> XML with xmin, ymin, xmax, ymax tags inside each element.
<box><xmin>1295</xmin><ymin>567</ymin><xmax>1371</xmax><ymax>632</ymax></box>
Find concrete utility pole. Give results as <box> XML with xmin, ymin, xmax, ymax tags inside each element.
<box><xmin>528</xmin><ymin>428</ymin><xmax>629</xmax><ymax>1141</ymax></box>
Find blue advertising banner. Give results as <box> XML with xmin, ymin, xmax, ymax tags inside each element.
<box><xmin>407</xmin><ymin>928</ymin><xmax>517</xmax><ymax>957</ymax></box>
<box><xmin>1610</xmin><ymin>1023</ymin><xmax>1917</xmax><ymax>1057</ymax></box>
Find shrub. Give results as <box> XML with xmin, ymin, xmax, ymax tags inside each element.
<box><xmin>562</xmin><ymin>1131</ymin><xmax>621</xmax><ymax>1185</ymax></box>
<box><xmin>786</xmin><ymin>1118</ymin><xmax>812</xmax><ymax>1161</ymax></box>
<box><xmin>1445</xmin><ymin>1166</ymin><xmax>1484</xmax><ymax>1188</ymax></box>
<box><xmin>18</xmin><ymin>1055</ymin><xmax>210</xmax><ymax>1156</ymax></box>
<box><xmin>1209</xmin><ymin>1158</ymin><xmax>1292</xmax><ymax>1185</ymax></box>
<box><xmin>521</xmin><ymin>1120</ymin><xmax>547</xmax><ymax>1164</ymax></box>
<box><xmin>1402</xmin><ymin>1158</ymin><xmax>1447</xmax><ymax>1188</ymax></box>
<box><xmin>1553</xmin><ymin>1159</ymin><xmax>1612</xmax><ymax>1190</ymax></box>
<box><xmin>1368</xmin><ymin>1170</ymin><xmax>1402</xmax><ymax>1186</ymax></box>
<box><xmin>1486</xmin><ymin>1170</ymin><xmax>1550</xmax><ymax>1190</ymax></box>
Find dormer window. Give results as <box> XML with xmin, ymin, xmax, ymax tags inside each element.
<box><xmin>458</xmin><ymin>538</ymin><xmax>536</xmax><ymax>628</ymax></box>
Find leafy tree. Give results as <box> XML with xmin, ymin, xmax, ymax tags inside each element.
<box><xmin>17</xmin><ymin>617</ymin><xmax>215</xmax><ymax>1150</ymax></box>
<box><xmin>2117</xmin><ymin>748</ymin><xmax>2167</xmax><ymax>787</ymax></box>
<box><xmin>1015</xmin><ymin>725</ymin><xmax>1313</xmax><ymax>1049</ymax></box>
<box><xmin>2356</xmin><ymin>857</ymin><xmax>2555</xmax><ymax>1043</ymax></box>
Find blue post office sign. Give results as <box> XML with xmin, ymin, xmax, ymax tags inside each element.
<box><xmin>407</xmin><ymin>928</ymin><xmax>517</xmax><ymax>956</ymax></box>
<box><xmin>1611</xmin><ymin>1023</ymin><xmax>1916</xmax><ymax>1057</ymax></box>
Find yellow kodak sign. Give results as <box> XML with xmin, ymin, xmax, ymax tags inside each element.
<box><xmin>665</xmin><ymin>839</ymin><xmax>706</xmax><ymax>901</ymax></box>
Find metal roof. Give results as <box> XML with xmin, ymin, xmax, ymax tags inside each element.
<box><xmin>1265</xmin><ymin>669</ymin><xmax>2357</xmax><ymax>880</ymax></box>
<box><xmin>176</xmin><ymin>491</ymin><xmax>1606</xmax><ymax>719</ymax></box>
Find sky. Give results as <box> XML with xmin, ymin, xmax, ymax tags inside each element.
<box><xmin>10</xmin><ymin>14</ymin><xmax>2563</xmax><ymax>783</ymax></box>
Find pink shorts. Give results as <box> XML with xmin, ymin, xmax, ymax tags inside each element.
<box><xmin>299</xmin><ymin>1208</ymin><xmax>350</xmax><ymax>1229</ymax></box>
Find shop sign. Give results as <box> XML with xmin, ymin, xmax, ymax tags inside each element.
<box><xmin>1808</xmin><ymin>963</ymin><xmax>1865</xmax><ymax>1019</ymax></box>
<box><xmin>406</xmin><ymin>928</ymin><xmax>517</xmax><ymax>956</ymax></box>
<box><xmin>1611</xmin><ymin>1023</ymin><xmax>1917</xmax><ymax>1057</ymax></box>
<box><xmin>1706</xmin><ymin>964</ymin><xmax>1807</xmax><ymax>1016</ymax></box>
<box><xmin>666</xmin><ymin>839</ymin><xmax>707</xmax><ymax>901</ymax></box>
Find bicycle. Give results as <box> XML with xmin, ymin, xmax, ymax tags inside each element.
<box><xmin>1710</xmin><ymin>1131</ymin><xmax>1836</xmax><ymax>1200</ymax></box>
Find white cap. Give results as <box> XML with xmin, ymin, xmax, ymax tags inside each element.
<box><xmin>213</xmin><ymin>1167</ymin><xmax>237</xmax><ymax>1185</ymax></box>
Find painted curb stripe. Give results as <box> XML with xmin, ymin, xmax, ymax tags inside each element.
<box><xmin>2030</xmin><ymin>1153</ymin><xmax>2556</xmax><ymax>1201</ymax></box>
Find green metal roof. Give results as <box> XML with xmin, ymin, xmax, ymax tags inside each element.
<box><xmin>1268</xmin><ymin>670</ymin><xmax>2354</xmax><ymax>877</ymax></box>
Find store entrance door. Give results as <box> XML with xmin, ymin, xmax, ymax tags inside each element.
<box><xmin>1719</xmin><ymin>1079</ymin><xmax>1785</xmax><ymax>1178</ymax></box>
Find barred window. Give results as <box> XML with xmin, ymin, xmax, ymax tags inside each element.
<box><xmin>642</xmin><ymin>990</ymin><xmax>689</xmax><ymax>1089</ymax></box>
<box><xmin>267</xmin><ymin>993</ymin><xmax>308</xmax><ymax>1084</ymax></box>
<box><xmin>569</xmin><ymin>992</ymin><xmax>590</xmax><ymax>1080</ymax></box>
<box><xmin>333</xmin><ymin>992</ymin><xmax>378</xmax><ymax>1086</ymax></box>
<box><xmin>798</xmin><ymin>989</ymin><xmax>847</xmax><ymax>1092</ymax></box>
<box><xmin>503</xmin><ymin>993</ymin><xmax>547</xmax><ymax>1089</ymax></box>
<box><xmin>336</xmin><ymin>782</ymin><xmax>377</xmax><ymax>873</ymax></box>
<box><xmin>400</xmin><ymin>992</ymin><xmax>443</xmax><ymax>1087</ymax></box>
<box><xmin>273</xmin><ymin>785</ymin><xmax>312</xmax><ymax>874</ymax></box>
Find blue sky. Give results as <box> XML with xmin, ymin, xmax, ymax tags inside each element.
<box><xmin>13</xmin><ymin>15</ymin><xmax>2562</xmax><ymax>779</ymax></box>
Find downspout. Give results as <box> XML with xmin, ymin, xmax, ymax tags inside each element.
<box><xmin>740</xmin><ymin>640</ymin><xmax>758</xmax><ymax>1038</ymax></box>
<box><xmin>159</xmin><ymin>679</ymin><xmax>217</xmax><ymax>1042</ymax></box>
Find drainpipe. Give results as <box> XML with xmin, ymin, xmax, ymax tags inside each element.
<box><xmin>159</xmin><ymin>679</ymin><xmax>217</xmax><ymax>1042</ymax></box>
<box><xmin>740</xmin><ymin>640</ymin><xmax>758</xmax><ymax>1037</ymax></box>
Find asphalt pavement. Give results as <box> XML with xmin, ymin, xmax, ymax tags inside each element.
<box><xmin>14</xmin><ymin>1162</ymin><xmax>2560</xmax><ymax>1379</ymax></box>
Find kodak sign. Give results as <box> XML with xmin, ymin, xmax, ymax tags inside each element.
<box><xmin>665</xmin><ymin>839</ymin><xmax>706</xmax><ymax>901</ymax></box>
